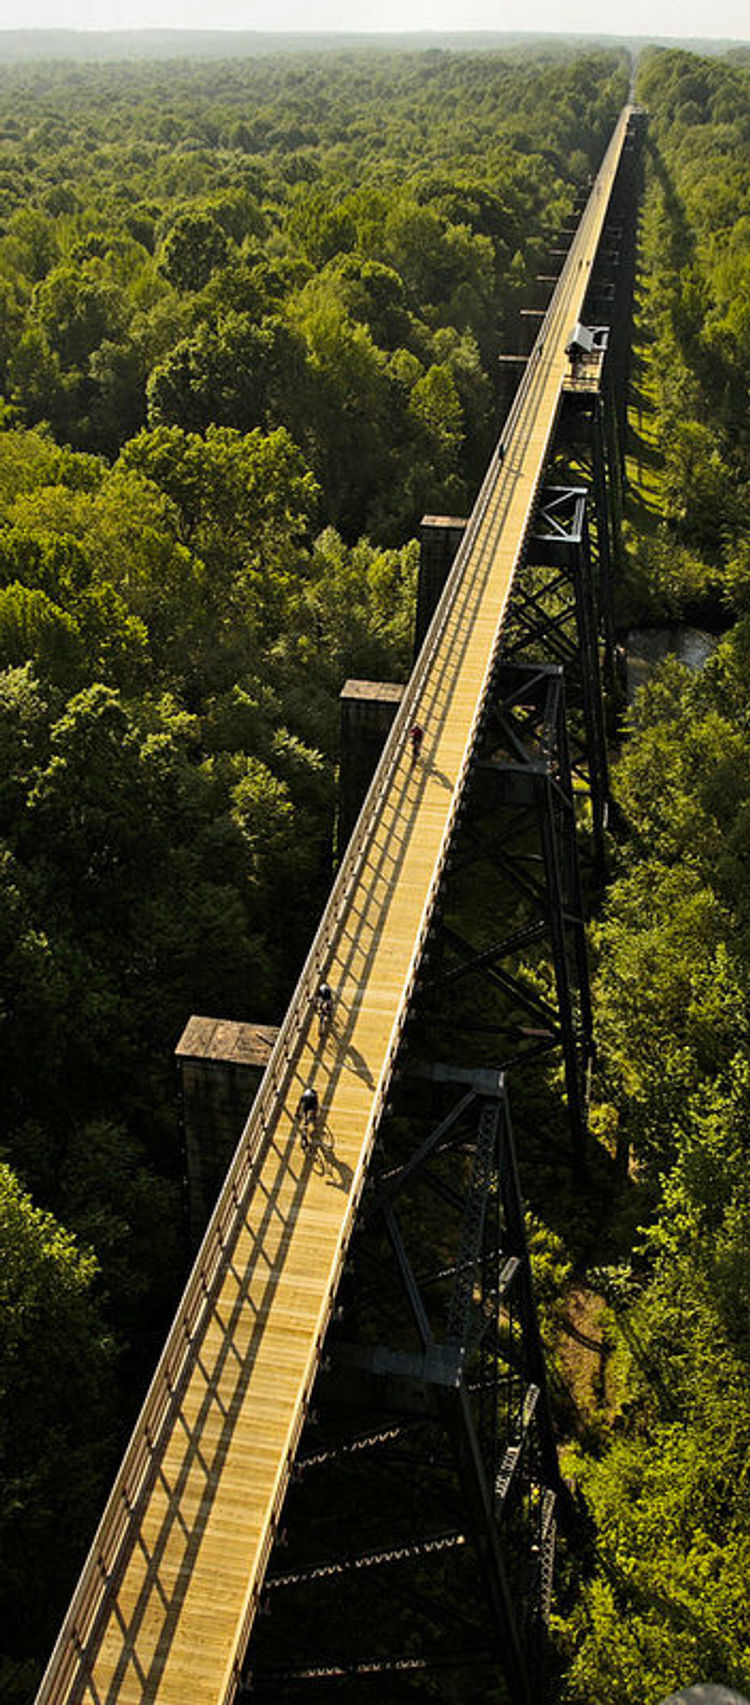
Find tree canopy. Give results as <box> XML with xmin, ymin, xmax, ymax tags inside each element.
<box><xmin>0</xmin><ymin>43</ymin><xmax>629</xmax><ymax>1696</ymax></box>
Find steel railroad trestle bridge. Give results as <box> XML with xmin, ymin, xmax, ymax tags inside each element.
<box><xmin>36</xmin><ymin>106</ymin><xmax>643</xmax><ymax>1705</ymax></box>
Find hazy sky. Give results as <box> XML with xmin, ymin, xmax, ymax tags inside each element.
<box><xmin>2</xmin><ymin>0</ymin><xmax>748</xmax><ymax>41</ymax></box>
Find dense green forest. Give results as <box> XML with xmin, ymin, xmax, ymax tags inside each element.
<box><xmin>556</xmin><ymin>46</ymin><xmax>750</xmax><ymax>1701</ymax></box>
<box><xmin>0</xmin><ymin>44</ymin><xmax>628</xmax><ymax>1699</ymax></box>
<box><xmin>4</xmin><ymin>36</ymin><xmax>750</xmax><ymax>1705</ymax></box>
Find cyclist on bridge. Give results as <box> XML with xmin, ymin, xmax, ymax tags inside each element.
<box><xmin>315</xmin><ymin>980</ymin><xmax>334</xmax><ymax>1041</ymax></box>
<box><xmin>298</xmin><ymin>1084</ymin><xmax>319</xmax><ymax>1150</ymax></box>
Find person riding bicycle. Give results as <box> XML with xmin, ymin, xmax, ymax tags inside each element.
<box><xmin>298</xmin><ymin>1084</ymin><xmax>319</xmax><ymax>1150</ymax></box>
<box><xmin>315</xmin><ymin>980</ymin><xmax>333</xmax><ymax>1039</ymax></box>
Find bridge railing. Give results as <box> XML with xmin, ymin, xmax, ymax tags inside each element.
<box><xmin>35</xmin><ymin>104</ymin><xmax>634</xmax><ymax>1705</ymax></box>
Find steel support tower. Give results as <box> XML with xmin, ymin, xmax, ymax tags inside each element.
<box><xmin>245</xmin><ymin>1071</ymin><xmax>560</xmax><ymax>1704</ymax></box>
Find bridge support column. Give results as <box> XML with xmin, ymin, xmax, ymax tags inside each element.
<box><xmin>176</xmin><ymin>1016</ymin><xmax>279</xmax><ymax>1242</ymax></box>
<box><xmin>245</xmin><ymin>1073</ymin><xmax>560</xmax><ymax>1704</ymax></box>
<box><xmin>338</xmin><ymin>678</ymin><xmax>405</xmax><ymax>854</ymax></box>
<box><xmin>415</xmin><ymin>514</ymin><xmax>467</xmax><ymax>654</ymax></box>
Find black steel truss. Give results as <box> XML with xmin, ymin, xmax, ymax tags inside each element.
<box><xmin>585</xmin><ymin>113</ymin><xmax>643</xmax><ymax>470</ymax></box>
<box><xmin>554</xmin><ymin>385</ymin><xmax>621</xmax><ymax>702</ymax></box>
<box><xmin>243</xmin><ymin>1073</ymin><xmax>561</xmax><ymax>1705</ymax></box>
<box><xmin>238</xmin><ymin>569</ymin><xmax>600</xmax><ymax>1705</ymax></box>
<box><xmin>501</xmin><ymin>483</ymin><xmax>610</xmax><ymax>873</ymax></box>
<box><xmin>420</xmin><ymin>662</ymin><xmax>593</xmax><ymax>1161</ymax></box>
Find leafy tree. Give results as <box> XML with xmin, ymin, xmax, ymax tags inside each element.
<box><xmin>7</xmin><ymin>326</ymin><xmax>66</xmax><ymax>431</ymax></box>
<box><xmin>0</xmin><ymin>582</ymin><xmax>83</xmax><ymax>686</ymax></box>
<box><xmin>33</xmin><ymin>262</ymin><xmax>128</xmax><ymax>371</ymax></box>
<box><xmin>410</xmin><ymin>362</ymin><xmax>464</xmax><ymax>471</ymax></box>
<box><xmin>146</xmin><ymin>311</ymin><xmax>307</xmax><ymax>438</ymax></box>
<box><xmin>158</xmin><ymin>209</ymin><xmax>230</xmax><ymax>292</ymax></box>
<box><xmin>1</xmin><ymin>204</ymin><xmax>59</xmax><ymax>283</ymax></box>
<box><xmin>0</xmin><ymin>1163</ymin><xmax>115</xmax><ymax>1695</ymax></box>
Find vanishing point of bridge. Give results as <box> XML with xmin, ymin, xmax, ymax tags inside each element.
<box><xmin>37</xmin><ymin>105</ymin><xmax>641</xmax><ymax>1705</ymax></box>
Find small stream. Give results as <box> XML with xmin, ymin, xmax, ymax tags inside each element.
<box><xmin>624</xmin><ymin>626</ymin><xmax>720</xmax><ymax>701</ymax></box>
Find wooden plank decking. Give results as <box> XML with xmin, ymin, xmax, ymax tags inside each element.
<box><xmin>36</xmin><ymin>107</ymin><xmax>633</xmax><ymax>1705</ymax></box>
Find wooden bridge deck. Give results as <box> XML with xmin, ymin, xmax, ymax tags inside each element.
<box><xmin>37</xmin><ymin>107</ymin><xmax>633</xmax><ymax>1705</ymax></box>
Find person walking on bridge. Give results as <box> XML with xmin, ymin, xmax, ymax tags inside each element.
<box><xmin>409</xmin><ymin>723</ymin><xmax>424</xmax><ymax>767</ymax></box>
